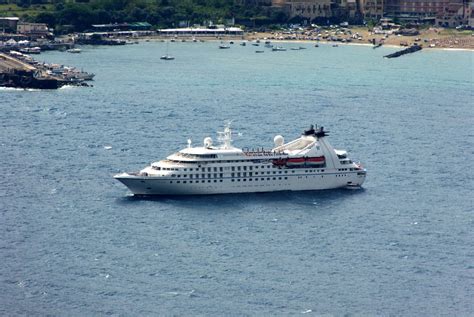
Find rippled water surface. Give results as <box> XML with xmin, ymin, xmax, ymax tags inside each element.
<box><xmin>1</xmin><ymin>42</ymin><xmax>473</xmax><ymax>315</ymax></box>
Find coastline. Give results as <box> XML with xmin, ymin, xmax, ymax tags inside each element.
<box><xmin>141</xmin><ymin>35</ymin><xmax>474</xmax><ymax>52</ymax></box>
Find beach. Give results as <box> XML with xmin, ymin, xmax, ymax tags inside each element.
<box><xmin>145</xmin><ymin>26</ymin><xmax>473</xmax><ymax>51</ymax></box>
<box><xmin>244</xmin><ymin>27</ymin><xmax>474</xmax><ymax>50</ymax></box>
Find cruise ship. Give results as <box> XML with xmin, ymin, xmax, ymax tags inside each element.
<box><xmin>114</xmin><ymin>124</ymin><xmax>366</xmax><ymax>195</ymax></box>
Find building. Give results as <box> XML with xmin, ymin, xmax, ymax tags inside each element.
<box><xmin>360</xmin><ymin>0</ymin><xmax>384</xmax><ymax>20</ymax></box>
<box><xmin>272</xmin><ymin>0</ymin><xmax>333</xmax><ymax>20</ymax></box>
<box><xmin>263</xmin><ymin>0</ymin><xmax>472</xmax><ymax>24</ymax></box>
<box><xmin>0</xmin><ymin>17</ymin><xmax>19</xmax><ymax>33</ymax></box>
<box><xmin>17</xmin><ymin>22</ymin><xmax>50</xmax><ymax>36</ymax></box>
<box><xmin>332</xmin><ymin>0</ymin><xmax>361</xmax><ymax>20</ymax></box>
<box><xmin>91</xmin><ymin>22</ymin><xmax>153</xmax><ymax>32</ymax></box>
<box><xmin>469</xmin><ymin>1</ymin><xmax>474</xmax><ymax>27</ymax></box>
<box><xmin>157</xmin><ymin>27</ymin><xmax>244</xmax><ymax>37</ymax></box>
<box><xmin>435</xmin><ymin>0</ymin><xmax>469</xmax><ymax>27</ymax></box>
<box><xmin>383</xmin><ymin>0</ymin><xmax>471</xmax><ymax>26</ymax></box>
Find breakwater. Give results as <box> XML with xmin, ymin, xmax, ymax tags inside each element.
<box><xmin>384</xmin><ymin>44</ymin><xmax>423</xmax><ymax>58</ymax></box>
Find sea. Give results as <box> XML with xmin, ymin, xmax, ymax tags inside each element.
<box><xmin>1</xmin><ymin>41</ymin><xmax>473</xmax><ymax>316</ymax></box>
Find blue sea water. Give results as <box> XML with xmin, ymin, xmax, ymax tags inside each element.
<box><xmin>1</xmin><ymin>42</ymin><xmax>473</xmax><ymax>315</ymax></box>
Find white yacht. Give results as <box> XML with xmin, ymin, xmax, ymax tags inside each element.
<box><xmin>114</xmin><ymin>124</ymin><xmax>366</xmax><ymax>195</ymax></box>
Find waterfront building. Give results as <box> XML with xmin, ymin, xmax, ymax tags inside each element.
<box><xmin>17</xmin><ymin>22</ymin><xmax>52</xmax><ymax>39</ymax></box>
<box><xmin>335</xmin><ymin>0</ymin><xmax>361</xmax><ymax>19</ymax></box>
<box><xmin>469</xmin><ymin>1</ymin><xmax>474</xmax><ymax>27</ymax></box>
<box><xmin>359</xmin><ymin>0</ymin><xmax>384</xmax><ymax>20</ymax></box>
<box><xmin>157</xmin><ymin>27</ymin><xmax>244</xmax><ymax>37</ymax></box>
<box><xmin>0</xmin><ymin>17</ymin><xmax>19</xmax><ymax>33</ymax></box>
<box><xmin>384</xmin><ymin>0</ymin><xmax>470</xmax><ymax>27</ymax></box>
<box><xmin>91</xmin><ymin>22</ymin><xmax>153</xmax><ymax>32</ymax></box>
<box><xmin>271</xmin><ymin>0</ymin><xmax>334</xmax><ymax>21</ymax></box>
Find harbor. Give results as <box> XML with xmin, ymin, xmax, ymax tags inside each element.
<box><xmin>1</xmin><ymin>38</ymin><xmax>472</xmax><ymax>316</ymax></box>
<box><xmin>0</xmin><ymin>50</ymin><xmax>94</xmax><ymax>89</ymax></box>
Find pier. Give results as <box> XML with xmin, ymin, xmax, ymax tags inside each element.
<box><xmin>0</xmin><ymin>51</ymin><xmax>94</xmax><ymax>89</ymax></box>
<box><xmin>384</xmin><ymin>45</ymin><xmax>423</xmax><ymax>58</ymax></box>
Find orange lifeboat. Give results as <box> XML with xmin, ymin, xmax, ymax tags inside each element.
<box><xmin>286</xmin><ymin>157</ymin><xmax>305</xmax><ymax>166</ymax></box>
<box><xmin>272</xmin><ymin>158</ymin><xmax>288</xmax><ymax>166</ymax></box>
<box><xmin>305</xmin><ymin>156</ymin><xmax>325</xmax><ymax>166</ymax></box>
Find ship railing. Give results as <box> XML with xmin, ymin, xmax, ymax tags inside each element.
<box><xmin>243</xmin><ymin>148</ymin><xmax>287</xmax><ymax>157</ymax></box>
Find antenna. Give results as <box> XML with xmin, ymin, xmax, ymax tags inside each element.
<box><xmin>217</xmin><ymin>120</ymin><xmax>240</xmax><ymax>149</ymax></box>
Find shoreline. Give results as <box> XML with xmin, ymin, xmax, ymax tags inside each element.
<box><xmin>140</xmin><ymin>35</ymin><xmax>474</xmax><ymax>52</ymax></box>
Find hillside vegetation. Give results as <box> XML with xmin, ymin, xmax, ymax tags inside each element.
<box><xmin>0</xmin><ymin>0</ymin><xmax>282</xmax><ymax>33</ymax></box>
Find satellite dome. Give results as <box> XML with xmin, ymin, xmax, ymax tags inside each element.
<box><xmin>204</xmin><ymin>137</ymin><xmax>213</xmax><ymax>148</ymax></box>
<box><xmin>274</xmin><ymin>135</ymin><xmax>284</xmax><ymax>146</ymax></box>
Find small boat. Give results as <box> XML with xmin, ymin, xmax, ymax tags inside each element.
<box><xmin>229</xmin><ymin>41</ymin><xmax>234</xmax><ymax>44</ymax></box>
<box><xmin>161</xmin><ymin>41</ymin><xmax>174</xmax><ymax>60</ymax></box>
<box><xmin>332</xmin><ymin>44</ymin><xmax>338</xmax><ymax>47</ymax></box>
<box><xmin>252</xmin><ymin>43</ymin><xmax>260</xmax><ymax>46</ymax></box>
<box><xmin>240</xmin><ymin>41</ymin><xmax>247</xmax><ymax>46</ymax></box>
<box><xmin>314</xmin><ymin>44</ymin><xmax>319</xmax><ymax>47</ymax></box>
<box><xmin>291</xmin><ymin>47</ymin><xmax>301</xmax><ymax>51</ymax></box>
<box><xmin>67</xmin><ymin>48</ymin><xmax>81</xmax><ymax>53</ymax></box>
<box><xmin>255</xmin><ymin>50</ymin><xmax>264</xmax><ymax>53</ymax></box>
<box><xmin>272</xmin><ymin>46</ymin><xmax>287</xmax><ymax>51</ymax></box>
<box><xmin>219</xmin><ymin>44</ymin><xmax>230</xmax><ymax>49</ymax></box>
<box><xmin>299</xmin><ymin>46</ymin><xmax>306</xmax><ymax>50</ymax></box>
<box><xmin>160</xmin><ymin>54</ymin><xmax>175</xmax><ymax>60</ymax></box>
<box><xmin>19</xmin><ymin>47</ymin><xmax>41</xmax><ymax>54</ymax></box>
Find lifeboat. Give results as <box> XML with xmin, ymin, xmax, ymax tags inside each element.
<box><xmin>272</xmin><ymin>158</ymin><xmax>288</xmax><ymax>166</ymax></box>
<box><xmin>286</xmin><ymin>157</ymin><xmax>305</xmax><ymax>166</ymax></box>
<box><xmin>305</xmin><ymin>156</ymin><xmax>325</xmax><ymax>166</ymax></box>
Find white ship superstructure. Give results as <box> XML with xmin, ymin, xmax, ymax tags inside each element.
<box><xmin>114</xmin><ymin>124</ymin><xmax>367</xmax><ymax>195</ymax></box>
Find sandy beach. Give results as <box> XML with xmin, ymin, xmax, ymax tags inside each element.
<box><xmin>242</xmin><ymin>27</ymin><xmax>474</xmax><ymax>51</ymax></box>
<box><xmin>141</xmin><ymin>27</ymin><xmax>474</xmax><ymax>51</ymax></box>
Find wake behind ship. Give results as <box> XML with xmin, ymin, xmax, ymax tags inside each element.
<box><xmin>114</xmin><ymin>124</ymin><xmax>366</xmax><ymax>195</ymax></box>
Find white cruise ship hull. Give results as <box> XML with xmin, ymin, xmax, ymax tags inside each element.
<box><xmin>114</xmin><ymin>170</ymin><xmax>366</xmax><ymax>196</ymax></box>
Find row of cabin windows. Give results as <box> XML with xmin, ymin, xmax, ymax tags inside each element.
<box><xmin>231</xmin><ymin>177</ymin><xmax>288</xmax><ymax>182</ymax></box>
<box><xmin>170</xmin><ymin>177</ymin><xmax>291</xmax><ymax>184</ymax></box>
<box><xmin>338</xmin><ymin>168</ymin><xmax>356</xmax><ymax>171</ymax></box>
<box><xmin>154</xmin><ymin>164</ymin><xmax>282</xmax><ymax>172</ymax></box>
<box><xmin>169</xmin><ymin>159</ymin><xmax>283</xmax><ymax>165</ymax></box>
<box><xmin>172</xmin><ymin>180</ymin><xmax>224</xmax><ymax>184</ymax></box>
<box><xmin>340</xmin><ymin>160</ymin><xmax>353</xmax><ymax>165</ymax></box>
<box><xmin>168</xmin><ymin>169</ymin><xmax>328</xmax><ymax>179</ymax></box>
<box><xmin>170</xmin><ymin>173</ymin><xmax>225</xmax><ymax>178</ymax></box>
<box><xmin>167</xmin><ymin>169</ymin><xmax>329</xmax><ymax>178</ymax></box>
<box><xmin>169</xmin><ymin>177</ymin><xmax>290</xmax><ymax>184</ymax></box>
<box><xmin>157</xmin><ymin>166</ymin><xmax>327</xmax><ymax>174</ymax></box>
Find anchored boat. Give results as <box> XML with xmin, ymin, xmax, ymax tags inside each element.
<box><xmin>114</xmin><ymin>124</ymin><xmax>367</xmax><ymax>195</ymax></box>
